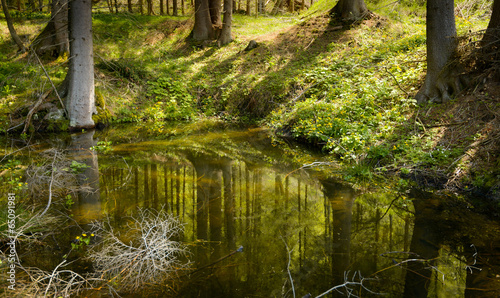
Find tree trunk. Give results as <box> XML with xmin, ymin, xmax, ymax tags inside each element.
<box><xmin>31</xmin><ymin>0</ymin><xmax>69</xmax><ymax>58</ymax></box>
<box><xmin>160</xmin><ymin>0</ymin><xmax>164</xmax><ymax>14</ymax></box>
<box><xmin>482</xmin><ymin>0</ymin><xmax>500</xmax><ymax>53</ymax></box>
<box><xmin>128</xmin><ymin>0</ymin><xmax>133</xmax><ymax>12</ymax></box>
<box><xmin>66</xmin><ymin>0</ymin><xmax>95</xmax><ymax>130</ymax></box>
<box><xmin>173</xmin><ymin>0</ymin><xmax>178</xmax><ymax>16</ymax></box>
<box><xmin>415</xmin><ymin>0</ymin><xmax>460</xmax><ymax>104</ymax></box>
<box><xmin>330</xmin><ymin>0</ymin><xmax>368</xmax><ymax>21</ymax></box>
<box><xmin>147</xmin><ymin>0</ymin><xmax>153</xmax><ymax>14</ymax></box>
<box><xmin>106</xmin><ymin>0</ymin><xmax>113</xmax><ymax>13</ymax></box>
<box><xmin>1</xmin><ymin>0</ymin><xmax>26</xmax><ymax>53</ymax></box>
<box><xmin>218</xmin><ymin>0</ymin><xmax>233</xmax><ymax>46</ymax></box>
<box><xmin>193</xmin><ymin>0</ymin><xmax>214</xmax><ymax>40</ymax></box>
<box><xmin>209</xmin><ymin>0</ymin><xmax>222</xmax><ymax>28</ymax></box>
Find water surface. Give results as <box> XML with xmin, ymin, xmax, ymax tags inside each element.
<box><xmin>5</xmin><ymin>125</ymin><xmax>500</xmax><ymax>297</ymax></box>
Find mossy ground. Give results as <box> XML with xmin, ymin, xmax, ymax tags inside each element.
<box><xmin>0</xmin><ymin>0</ymin><xmax>498</xmax><ymax>206</ymax></box>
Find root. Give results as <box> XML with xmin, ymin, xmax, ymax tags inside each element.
<box><xmin>416</xmin><ymin>66</ymin><xmax>469</xmax><ymax>104</ymax></box>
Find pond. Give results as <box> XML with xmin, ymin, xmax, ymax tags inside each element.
<box><xmin>2</xmin><ymin>125</ymin><xmax>500</xmax><ymax>297</ymax></box>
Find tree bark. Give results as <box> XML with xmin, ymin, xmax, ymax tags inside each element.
<box><xmin>415</xmin><ymin>0</ymin><xmax>459</xmax><ymax>104</ymax></box>
<box><xmin>330</xmin><ymin>0</ymin><xmax>368</xmax><ymax>21</ymax></box>
<box><xmin>1</xmin><ymin>0</ymin><xmax>26</xmax><ymax>53</ymax></box>
<box><xmin>32</xmin><ymin>0</ymin><xmax>69</xmax><ymax>58</ymax></box>
<box><xmin>128</xmin><ymin>0</ymin><xmax>133</xmax><ymax>12</ymax></box>
<box><xmin>66</xmin><ymin>0</ymin><xmax>95</xmax><ymax>130</ymax></box>
<box><xmin>217</xmin><ymin>0</ymin><xmax>233</xmax><ymax>46</ymax></box>
<box><xmin>482</xmin><ymin>0</ymin><xmax>500</xmax><ymax>53</ymax></box>
<box><xmin>209</xmin><ymin>0</ymin><xmax>222</xmax><ymax>27</ymax></box>
<box><xmin>173</xmin><ymin>0</ymin><xmax>178</xmax><ymax>15</ymax></box>
<box><xmin>193</xmin><ymin>0</ymin><xmax>214</xmax><ymax>40</ymax></box>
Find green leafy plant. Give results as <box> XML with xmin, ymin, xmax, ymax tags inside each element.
<box><xmin>70</xmin><ymin>233</ymin><xmax>95</xmax><ymax>251</ymax></box>
<box><xmin>69</xmin><ymin>161</ymin><xmax>90</xmax><ymax>174</ymax></box>
<box><xmin>91</xmin><ymin>141</ymin><xmax>113</xmax><ymax>153</ymax></box>
<box><xmin>64</xmin><ymin>194</ymin><xmax>74</xmax><ymax>208</ymax></box>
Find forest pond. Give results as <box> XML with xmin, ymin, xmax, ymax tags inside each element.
<box><xmin>5</xmin><ymin>125</ymin><xmax>500</xmax><ymax>297</ymax></box>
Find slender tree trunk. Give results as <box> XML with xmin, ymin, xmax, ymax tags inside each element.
<box><xmin>173</xmin><ymin>0</ymin><xmax>177</xmax><ymax>15</ymax></box>
<box><xmin>1</xmin><ymin>0</ymin><xmax>26</xmax><ymax>52</ymax></box>
<box><xmin>482</xmin><ymin>0</ymin><xmax>500</xmax><ymax>52</ymax></box>
<box><xmin>147</xmin><ymin>0</ymin><xmax>153</xmax><ymax>14</ymax></box>
<box><xmin>331</xmin><ymin>0</ymin><xmax>368</xmax><ymax>20</ymax></box>
<box><xmin>415</xmin><ymin>0</ymin><xmax>459</xmax><ymax>104</ymax></box>
<box><xmin>160</xmin><ymin>0</ymin><xmax>164</xmax><ymax>14</ymax></box>
<box><xmin>106</xmin><ymin>0</ymin><xmax>113</xmax><ymax>12</ymax></box>
<box><xmin>128</xmin><ymin>0</ymin><xmax>133</xmax><ymax>12</ymax></box>
<box><xmin>218</xmin><ymin>0</ymin><xmax>233</xmax><ymax>46</ymax></box>
<box><xmin>66</xmin><ymin>0</ymin><xmax>95</xmax><ymax>130</ymax></box>
<box><xmin>167</xmin><ymin>0</ymin><xmax>170</xmax><ymax>15</ymax></box>
<box><xmin>139</xmin><ymin>0</ymin><xmax>143</xmax><ymax>14</ymax></box>
<box><xmin>246</xmin><ymin>0</ymin><xmax>250</xmax><ymax>15</ymax></box>
<box><xmin>181</xmin><ymin>0</ymin><xmax>184</xmax><ymax>15</ymax></box>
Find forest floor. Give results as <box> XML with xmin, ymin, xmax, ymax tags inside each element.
<box><xmin>0</xmin><ymin>0</ymin><xmax>499</xmax><ymax>211</ymax></box>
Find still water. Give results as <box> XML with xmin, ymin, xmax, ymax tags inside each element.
<box><xmin>10</xmin><ymin>125</ymin><xmax>500</xmax><ymax>297</ymax></box>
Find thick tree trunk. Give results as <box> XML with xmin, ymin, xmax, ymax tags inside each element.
<box><xmin>66</xmin><ymin>0</ymin><xmax>95</xmax><ymax>130</ymax></box>
<box><xmin>193</xmin><ymin>0</ymin><xmax>214</xmax><ymax>40</ymax></box>
<box><xmin>330</xmin><ymin>0</ymin><xmax>368</xmax><ymax>21</ymax></box>
<box><xmin>218</xmin><ymin>0</ymin><xmax>233</xmax><ymax>46</ymax></box>
<box><xmin>1</xmin><ymin>0</ymin><xmax>26</xmax><ymax>52</ymax></box>
<box><xmin>415</xmin><ymin>0</ymin><xmax>460</xmax><ymax>104</ymax></box>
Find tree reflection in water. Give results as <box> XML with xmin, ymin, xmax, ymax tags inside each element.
<box><xmin>74</xmin><ymin>128</ymin><xmax>500</xmax><ymax>297</ymax></box>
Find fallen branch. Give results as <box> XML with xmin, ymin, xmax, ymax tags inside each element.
<box><xmin>315</xmin><ymin>271</ymin><xmax>382</xmax><ymax>298</ymax></box>
<box><xmin>22</xmin><ymin>89</ymin><xmax>51</xmax><ymax>134</ymax></box>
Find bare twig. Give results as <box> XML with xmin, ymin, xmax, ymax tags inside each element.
<box><xmin>282</xmin><ymin>238</ymin><xmax>296</xmax><ymax>298</ymax></box>
<box><xmin>39</xmin><ymin>150</ymin><xmax>58</xmax><ymax>218</ymax></box>
<box><xmin>33</xmin><ymin>51</ymin><xmax>67</xmax><ymax>115</ymax></box>
<box><xmin>88</xmin><ymin>208</ymin><xmax>190</xmax><ymax>292</ymax></box>
<box><xmin>315</xmin><ymin>271</ymin><xmax>382</xmax><ymax>298</ymax></box>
